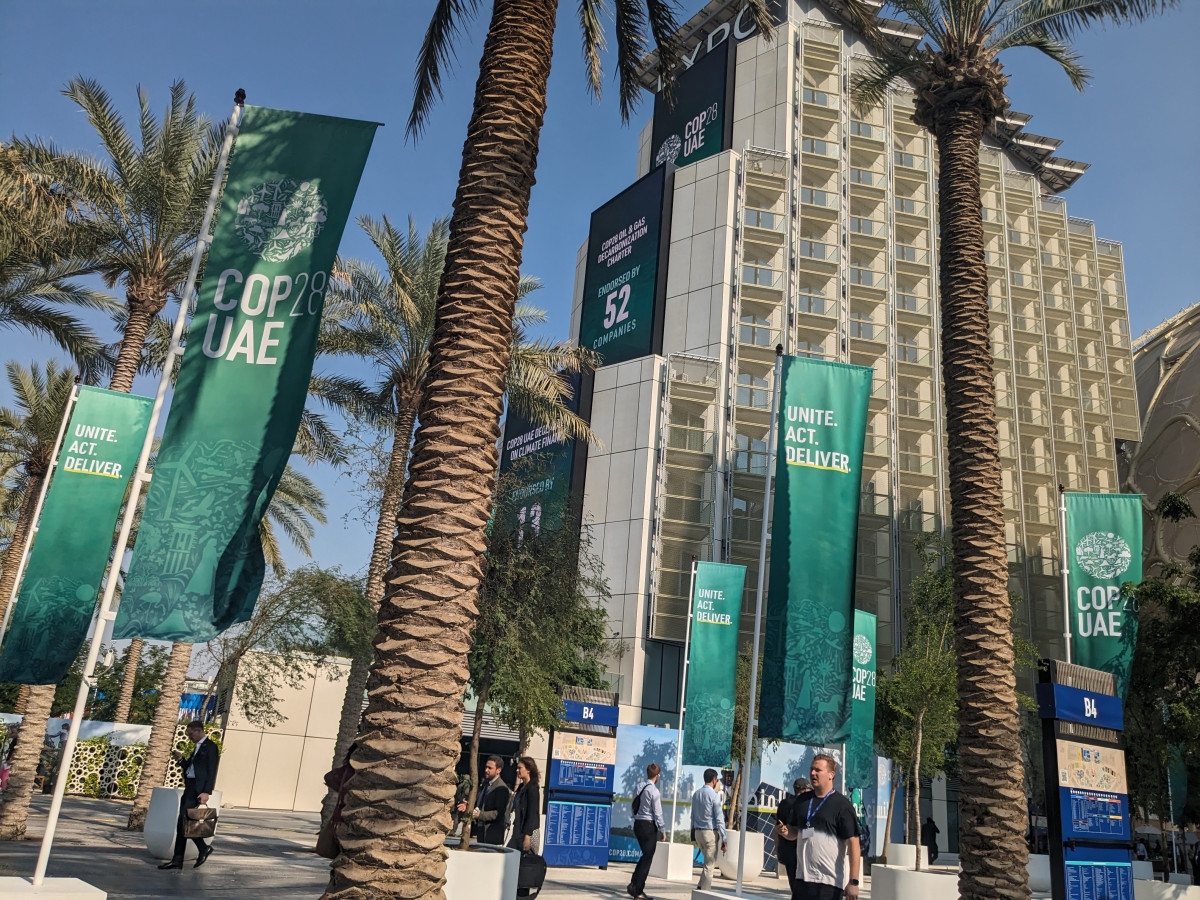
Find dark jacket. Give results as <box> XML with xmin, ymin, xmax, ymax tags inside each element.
<box><xmin>473</xmin><ymin>776</ymin><xmax>512</xmax><ymax>845</ymax></box>
<box><xmin>184</xmin><ymin>738</ymin><xmax>219</xmax><ymax>795</ymax></box>
<box><xmin>507</xmin><ymin>781</ymin><xmax>541</xmax><ymax>848</ymax></box>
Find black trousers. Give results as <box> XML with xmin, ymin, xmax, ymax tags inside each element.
<box><xmin>777</xmin><ymin>839</ymin><xmax>797</xmax><ymax>891</ymax></box>
<box><xmin>792</xmin><ymin>882</ymin><xmax>842</xmax><ymax>900</ymax></box>
<box><xmin>629</xmin><ymin>820</ymin><xmax>658</xmax><ymax>895</ymax></box>
<box><xmin>173</xmin><ymin>780</ymin><xmax>208</xmax><ymax>860</ymax></box>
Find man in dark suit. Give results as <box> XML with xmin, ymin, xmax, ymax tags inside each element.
<box><xmin>159</xmin><ymin>721</ymin><xmax>219</xmax><ymax>869</ymax></box>
<box><xmin>457</xmin><ymin>755</ymin><xmax>511</xmax><ymax>845</ymax></box>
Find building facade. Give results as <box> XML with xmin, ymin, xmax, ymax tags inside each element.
<box><xmin>564</xmin><ymin>0</ymin><xmax>1140</xmax><ymax>724</ymax></box>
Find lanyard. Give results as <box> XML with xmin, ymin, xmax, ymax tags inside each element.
<box><xmin>807</xmin><ymin>790</ymin><xmax>835</xmax><ymax>827</ymax></box>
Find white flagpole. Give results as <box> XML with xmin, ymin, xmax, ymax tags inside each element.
<box><xmin>1058</xmin><ymin>484</ymin><xmax>1072</xmax><ymax>664</ymax></box>
<box><xmin>32</xmin><ymin>90</ymin><xmax>246</xmax><ymax>887</ymax></box>
<box><xmin>0</xmin><ymin>382</ymin><xmax>80</xmax><ymax>647</ymax></box>
<box><xmin>668</xmin><ymin>556</ymin><xmax>698</xmax><ymax>845</ymax></box>
<box><xmin>735</xmin><ymin>345</ymin><xmax>783</xmax><ymax>895</ymax></box>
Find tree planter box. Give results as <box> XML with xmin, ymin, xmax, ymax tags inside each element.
<box><xmin>872</xmin><ymin>864</ymin><xmax>959</xmax><ymax>900</ymax></box>
<box><xmin>884</xmin><ymin>843</ymin><xmax>926</xmax><ymax>869</ymax></box>
<box><xmin>650</xmin><ymin>841</ymin><xmax>696</xmax><ymax>881</ymax></box>
<box><xmin>444</xmin><ymin>840</ymin><xmax>519</xmax><ymax>900</ymax></box>
<box><xmin>1028</xmin><ymin>854</ymin><xmax>1051</xmax><ymax>892</ymax></box>
<box><xmin>1134</xmin><ymin>881</ymin><xmax>1200</xmax><ymax>900</ymax></box>
<box><xmin>717</xmin><ymin>830</ymin><xmax>766</xmax><ymax>883</ymax></box>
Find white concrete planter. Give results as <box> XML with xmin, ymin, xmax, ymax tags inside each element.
<box><xmin>1169</xmin><ymin>874</ymin><xmax>1195</xmax><ymax>885</ymax></box>
<box><xmin>650</xmin><ymin>840</ymin><xmax>695</xmax><ymax>881</ymax></box>
<box><xmin>444</xmin><ymin>841</ymin><xmax>519</xmax><ymax>900</ymax></box>
<box><xmin>1135</xmin><ymin>861</ymin><xmax>1156</xmax><ymax>880</ymax></box>
<box><xmin>1028</xmin><ymin>854</ymin><xmax>1051</xmax><ymax>892</ymax></box>
<box><xmin>1134</xmin><ymin>881</ymin><xmax>1200</xmax><ymax>900</ymax></box>
<box><xmin>872</xmin><ymin>864</ymin><xmax>960</xmax><ymax>900</ymax></box>
<box><xmin>144</xmin><ymin>786</ymin><xmax>222</xmax><ymax>860</ymax></box>
<box><xmin>717</xmin><ymin>830</ymin><xmax>765</xmax><ymax>883</ymax></box>
<box><xmin>884</xmin><ymin>843</ymin><xmax>926</xmax><ymax>869</ymax></box>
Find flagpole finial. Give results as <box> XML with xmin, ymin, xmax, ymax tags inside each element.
<box><xmin>234</xmin><ymin>89</ymin><xmax>246</xmax><ymax>106</ymax></box>
<box><xmin>775</xmin><ymin>344</ymin><xmax>783</xmax><ymax>356</ymax></box>
<box><xmin>1059</xmin><ymin>483</ymin><xmax>1065</xmax><ymax>494</ymax></box>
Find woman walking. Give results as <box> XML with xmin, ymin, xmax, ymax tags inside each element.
<box><xmin>507</xmin><ymin>757</ymin><xmax>541</xmax><ymax>852</ymax></box>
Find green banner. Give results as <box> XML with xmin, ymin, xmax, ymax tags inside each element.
<box><xmin>1065</xmin><ymin>492</ymin><xmax>1143</xmax><ymax>697</ymax></box>
<box><xmin>759</xmin><ymin>356</ymin><xmax>872</xmax><ymax>744</ymax></box>
<box><xmin>113</xmin><ymin>106</ymin><xmax>377</xmax><ymax>643</ymax></box>
<box><xmin>577</xmin><ymin>166</ymin><xmax>668</xmax><ymax>366</ymax></box>
<box><xmin>681</xmin><ymin>561</ymin><xmax>746</xmax><ymax>767</ymax></box>
<box><xmin>0</xmin><ymin>387</ymin><xmax>152</xmax><ymax>683</ymax></box>
<box><xmin>846</xmin><ymin>610</ymin><xmax>877</xmax><ymax>791</ymax></box>
<box><xmin>650</xmin><ymin>40</ymin><xmax>732</xmax><ymax>169</ymax></box>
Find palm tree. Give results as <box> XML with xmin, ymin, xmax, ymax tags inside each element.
<box><xmin>325</xmin><ymin>1</ymin><xmax>769</xmax><ymax>894</ymax></box>
<box><xmin>843</xmin><ymin>1</ymin><xmax>1177</xmax><ymax>896</ymax></box>
<box><xmin>317</xmin><ymin>215</ymin><xmax>595</xmax><ymax>823</ymax></box>
<box><xmin>0</xmin><ymin>144</ymin><xmax>114</xmax><ymax>378</ymax></box>
<box><xmin>0</xmin><ymin>360</ymin><xmax>77</xmax><ymax>840</ymax></box>
<box><xmin>11</xmin><ymin>78</ymin><xmax>223</xmax><ymax>394</ymax></box>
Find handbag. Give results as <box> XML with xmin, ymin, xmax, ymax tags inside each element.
<box><xmin>183</xmin><ymin>804</ymin><xmax>218</xmax><ymax>839</ymax></box>
<box><xmin>314</xmin><ymin>821</ymin><xmax>339</xmax><ymax>859</ymax></box>
<box><xmin>516</xmin><ymin>849</ymin><xmax>547</xmax><ymax>897</ymax></box>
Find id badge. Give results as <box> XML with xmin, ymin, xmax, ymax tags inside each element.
<box><xmin>800</xmin><ymin>827</ymin><xmax>815</xmax><ymax>840</ymax></box>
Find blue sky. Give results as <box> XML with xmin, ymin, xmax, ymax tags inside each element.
<box><xmin>3</xmin><ymin>0</ymin><xmax>1197</xmax><ymax>580</ymax></box>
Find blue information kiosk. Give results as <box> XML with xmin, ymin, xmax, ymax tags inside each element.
<box><xmin>543</xmin><ymin>693</ymin><xmax>619</xmax><ymax>868</ymax></box>
<box><xmin>1038</xmin><ymin>660</ymin><xmax>1134</xmax><ymax>900</ymax></box>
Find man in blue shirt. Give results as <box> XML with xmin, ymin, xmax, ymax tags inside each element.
<box><xmin>628</xmin><ymin>762</ymin><xmax>665</xmax><ymax>900</ymax></box>
<box><xmin>691</xmin><ymin>768</ymin><xmax>727</xmax><ymax>890</ymax></box>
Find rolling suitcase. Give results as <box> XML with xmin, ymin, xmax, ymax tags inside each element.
<box><xmin>516</xmin><ymin>850</ymin><xmax>547</xmax><ymax>897</ymax></box>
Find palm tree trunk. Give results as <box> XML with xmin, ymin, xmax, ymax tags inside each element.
<box><xmin>0</xmin><ymin>683</ymin><xmax>54</xmax><ymax>839</ymax></box>
<box><xmin>109</xmin><ymin>301</ymin><xmax>156</xmax><ymax>394</ymax></box>
<box><xmin>320</xmin><ymin>402</ymin><xmax>417</xmax><ymax>826</ymax></box>
<box><xmin>113</xmin><ymin>638</ymin><xmax>143</xmax><ymax>723</ymax></box>
<box><xmin>327</xmin><ymin>1</ymin><xmax>557</xmax><ymax>895</ymax></box>
<box><xmin>13</xmin><ymin>684</ymin><xmax>31</xmax><ymax>714</ymax></box>
<box><xmin>934</xmin><ymin>107</ymin><xmax>1028</xmax><ymax>899</ymax></box>
<box><xmin>127</xmin><ymin>641</ymin><xmax>192</xmax><ymax>831</ymax></box>
<box><xmin>0</xmin><ymin>476</ymin><xmax>42</xmax><ymax>627</ymax></box>
<box><xmin>913</xmin><ymin>707</ymin><xmax>925</xmax><ymax>871</ymax></box>
<box><xmin>882</xmin><ymin>760</ymin><xmax>899</xmax><ymax>864</ymax></box>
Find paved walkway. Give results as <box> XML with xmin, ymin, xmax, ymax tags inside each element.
<box><xmin>0</xmin><ymin>796</ymin><xmax>875</xmax><ymax>898</ymax></box>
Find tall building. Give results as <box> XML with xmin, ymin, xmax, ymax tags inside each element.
<box><xmin>558</xmin><ymin>0</ymin><xmax>1140</xmax><ymax>725</ymax></box>
<box><xmin>1124</xmin><ymin>301</ymin><xmax>1200</xmax><ymax>572</ymax></box>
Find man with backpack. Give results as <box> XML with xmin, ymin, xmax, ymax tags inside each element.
<box><xmin>628</xmin><ymin>762</ymin><xmax>665</xmax><ymax>900</ymax></box>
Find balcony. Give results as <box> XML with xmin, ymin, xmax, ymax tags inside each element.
<box><xmin>739</xmin><ymin>322</ymin><xmax>784</xmax><ymax>349</ymax></box>
<box><xmin>1050</xmin><ymin>380</ymin><xmax>1079</xmax><ymax>398</ymax></box>
<box><xmin>894</xmin><ymin>150</ymin><xmax>928</xmax><ymax>171</ymax></box>
<box><xmin>894</xmin><ymin>197</ymin><xmax>928</xmax><ymax>216</ymax></box>
<box><xmin>850</xmin><ymin>267</ymin><xmax>883</xmax><ymax>287</ymax></box>
<box><xmin>850</xmin><ymin>168</ymin><xmax>884</xmax><ymax>188</ymax></box>
<box><xmin>1041</xmin><ymin>252</ymin><xmax>1065</xmax><ymax>269</ymax></box>
<box><xmin>1025</xmin><ymin>504</ymin><xmax>1057</xmax><ymax>526</ymax></box>
<box><xmin>850</xmin><ymin>120</ymin><xmax>884</xmax><ymax>141</ymax></box>
<box><xmin>745</xmin><ymin>207</ymin><xmax>786</xmax><ymax>232</ymax></box>
<box><xmin>732</xmin><ymin>449</ymin><xmax>768</xmax><ymax>476</ymax></box>
<box><xmin>1012</xmin><ymin>315</ymin><xmax>1041</xmax><ymax>333</ymax></box>
<box><xmin>662</xmin><ymin>494</ymin><xmax>714</xmax><ymax>527</ymax></box>
<box><xmin>1043</xmin><ymin>293</ymin><xmax>1069</xmax><ymax>310</ymax></box>
<box><xmin>898</xmin><ymin>508</ymin><xmax>938</xmax><ymax>532</ymax></box>
<box><xmin>897</xmin><ymin>293</ymin><xmax>930</xmax><ymax>315</ymax></box>
<box><xmin>1021</xmin><ymin>455</ymin><xmax>1053</xmax><ymax>476</ymax></box>
<box><xmin>803</xmin><ymin>88</ymin><xmax>839</xmax><ymax>108</ymax></box>
<box><xmin>850</xmin><ymin>216</ymin><xmax>886</xmax><ymax>237</ymax></box>
<box><xmin>849</xmin><ymin>316</ymin><xmax>884</xmax><ymax>342</ymax></box>
<box><xmin>863</xmin><ymin>434</ymin><xmax>890</xmax><ymax>456</ymax></box>
<box><xmin>1014</xmin><ymin>359</ymin><xmax>1045</xmax><ymax>379</ymax></box>
<box><xmin>1008</xmin><ymin>229</ymin><xmax>1032</xmax><ymax>247</ymax></box>
<box><xmin>895</xmin><ymin>243</ymin><xmax>929</xmax><ymax>265</ymax></box>
<box><xmin>860</xmin><ymin>492</ymin><xmax>892</xmax><ymax>516</ymax></box>
<box><xmin>736</xmin><ymin>385</ymin><xmax>771</xmax><ymax>410</ymax></box>
<box><xmin>1081</xmin><ymin>395</ymin><xmax>1108</xmax><ymax>414</ymax></box>
<box><xmin>897</xmin><ymin>397</ymin><xmax>934</xmax><ymax>419</ymax></box>
<box><xmin>665</xmin><ymin>424</ymin><xmax>715</xmax><ymax>456</ymax></box>
<box><xmin>1017</xmin><ymin>407</ymin><xmax>1048</xmax><ymax>426</ymax></box>
<box><xmin>985</xmin><ymin>250</ymin><xmax>1005</xmax><ymax>267</ymax></box>
<box><xmin>801</xmin><ymin>137</ymin><xmax>840</xmax><ymax>159</ymax></box>
<box><xmin>800</xmin><ymin>187</ymin><xmax>839</xmax><ymax>209</ymax></box>
<box><xmin>797</xmin><ymin>292</ymin><xmax>833</xmax><ymax>316</ymax></box>
<box><xmin>1054</xmin><ymin>424</ymin><xmax>1082</xmax><ymax>443</ymax></box>
<box><xmin>1047</xmin><ymin>336</ymin><xmax>1074</xmax><ymax>354</ymax></box>
<box><xmin>742</xmin><ymin>264</ymin><xmax>785</xmax><ymax>288</ymax></box>
<box><xmin>798</xmin><ymin>240</ymin><xmax>838</xmax><ymax>262</ymax></box>
<box><xmin>899</xmin><ymin>453</ymin><xmax>937</xmax><ymax>476</ymax></box>
<box><xmin>896</xmin><ymin>344</ymin><xmax>931</xmax><ymax>366</ymax></box>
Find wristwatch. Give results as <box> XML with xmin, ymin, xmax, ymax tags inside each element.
<box><xmin>849</xmin><ymin>879</ymin><xmax>860</xmax><ymax>886</ymax></box>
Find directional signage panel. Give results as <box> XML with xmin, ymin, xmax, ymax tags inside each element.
<box><xmin>543</xmin><ymin>800</ymin><xmax>612</xmax><ymax>867</ymax></box>
<box><xmin>1036</xmin><ymin>682</ymin><xmax>1124</xmax><ymax>731</ymax></box>
<box><xmin>562</xmin><ymin>699</ymin><xmax>620</xmax><ymax>728</ymax></box>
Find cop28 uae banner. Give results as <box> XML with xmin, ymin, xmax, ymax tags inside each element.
<box><xmin>682</xmin><ymin>561</ymin><xmax>746</xmax><ymax>767</ymax></box>
<box><xmin>113</xmin><ymin>107</ymin><xmax>377</xmax><ymax>643</ymax></box>
<box><xmin>1065</xmin><ymin>492</ymin><xmax>1143</xmax><ymax>697</ymax></box>
<box><xmin>0</xmin><ymin>388</ymin><xmax>152</xmax><ymax>683</ymax></box>
<box><xmin>759</xmin><ymin>356</ymin><xmax>872</xmax><ymax>744</ymax></box>
<box><xmin>846</xmin><ymin>610</ymin><xmax>877</xmax><ymax>793</ymax></box>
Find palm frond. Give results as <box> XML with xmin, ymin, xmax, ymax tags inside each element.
<box><xmin>408</xmin><ymin>0</ymin><xmax>484</xmax><ymax>139</ymax></box>
<box><xmin>293</xmin><ymin>408</ymin><xmax>347</xmax><ymax>466</ymax></box>
<box><xmin>578</xmin><ymin>0</ymin><xmax>609</xmax><ymax>100</ymax></box>
<box><xmin>849</xmin><ymin>51</ymin><xmax>927</xmax><ymax>115</ymax></box>
<box><xmin>992</xmin><ymin>25</ymin><xmax>1090</xmax><ymax>88</ymax></box>
<box><xmin>613</xmin><ymin>0</ymin><xmax>651</xmax><ymax>121</ymax></box>
<box><xmin>993</xmin><ymin>0</ymin><xmax>1178</xmax><ymax>46</ymax></box>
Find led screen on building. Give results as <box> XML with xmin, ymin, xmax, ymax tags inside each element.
<box><xmin>578</xmin><ymin>166</ymin><xmax>671</xmax><ymax>367</ymax></box>
<box><xmin>497</xmin><ymin>373</ymin><xmax>586</xmax><ymax>539</ymax></box>
<box><xmin>650</xmin><ymin>38</ymin><xmax>734</xmax><ymax>169</ymax></box>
